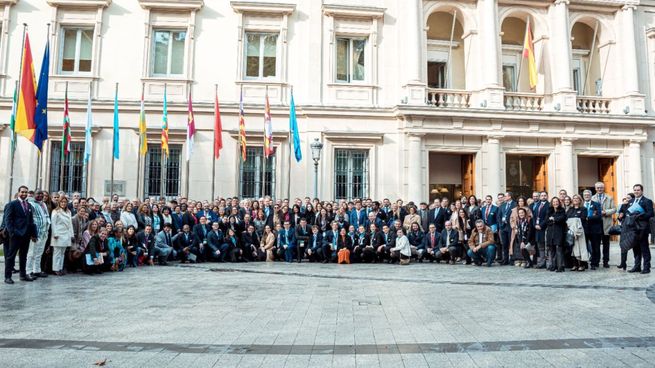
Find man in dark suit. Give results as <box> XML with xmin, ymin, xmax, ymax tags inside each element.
<box><xmin>192</xmin><ymin>216</ymin><xmax>212</xmax><ymax>261</ymax></box>
<box><xmin>306</xmin><ymin>225</ymin><xmax>323</xmax><ymax>262</ymax></box>
<box><xmin>627</xmin><ymin>184</ymin><xmax>654</xmax><ymax>274</ymax></box>
<box><xmin>422</xmin><ymin>223</ymin><xmax>439</xmax><ymax>262</ymax></box>
<box><xmin>322</xmin><ymin>221</ymin><xmax>340</xmax><ymax>263</ymax></box>
<box><xmin>294</xmin><ymin>218</ymin><xmax>311</xmax><ymax>263</ymax></box>
<box><xmin>277</xmin><ymin>221</ymin><xmax>296</xmax><ymax>263</ymax></box>
<box><xmin>3</xmin><ymin>186</ymin><xmax>38</xmax><ymax>283</ymax></box>
<box><xmin>582</xmin><ymin>190</ymin><xmax>604</xmax><ymax>270</ymax></box>
<box><xmin>136</xmin><ymin>225</ymin><xmax>156</xmax><ymax>265</ymax></box>
<box><xmin>435</xmin><ymin>221</ymin><xmax>461</xmax><ymax>263</ymax></box>
<box><xmin>377</xmin><ymin>224</ymin><xmax>396</xmax><ymax>263</ymax></box>
<box><xmin>498</xmin><ymin>192</ymin><xmax>516</xmax><ymax>265</ymax></box>
<box><xmin>428</xmin><ymin>202</ymin><xmax>447</xmax><ymax>234</ymax></box>
<box><xmin>532</xmin><ymin>191</ymin><xmax>550</xmax><ymax>269</ymax></box>
<box><xmin>172</xmin><ymin>224</ymin><xmax>195</xmax><ymax>262</ymax></box>
<box><xmin>206</xmin><ymin>222</ymin><xmax>228</xmax><ymax>262</ymax></box>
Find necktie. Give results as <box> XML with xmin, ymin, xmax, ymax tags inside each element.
<box><xmin>166</xmin><ymin>233</ymin><xmax>171</xmax><ymax>246</ymax></box>
<box><xmin>446</xmin><ymin>231</ymin><xmax>451</xmax><ymax>246</ymax></box>
<box><xmin>22</xmin><ymin>200</ymin><xmax>28</xmax><ymax>213</ymax></box>
<box><xmin>431</xmin><ymin>233</ymin><xmax>435</xmax><ymax>247</ymax></box>
<box><xmin>435</xmin><ymin>208</ymin><xmax>439</xmax><ymax>220</ymax></box>
<box><xmin>485</xmin><ymin>205</ymin><xmax>490</xmax><ymax>219</ymax></box>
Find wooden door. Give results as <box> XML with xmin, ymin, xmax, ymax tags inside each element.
<box><xmin>461</xmin><ymin>154</ymin><xmax>475</xmax><ymax>197</ymax></box>
<box><xmin>532</xmin><ymin>156</ymin><xmax>548</xmax><ymax>192</ymax></box>
<box><xmin>598</xmin><ymin>158</ymin><xmax>617</xmax><ymax>203</ymax></box>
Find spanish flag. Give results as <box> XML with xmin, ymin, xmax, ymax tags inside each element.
<box><xmin>15</xmin><ymin>33</ymin><xmax>37</xmax><ymax>143</ymax></box>
<box><xmin>523</xmin><ymin>22</ymin><xmax>538</xmax><ymax>90</ymax></box>
<box><xmin>239</xmin><ymin>88</ymin><xmax>247</xmax><ymax>161</ymax></box>
<box><xmin>138</xmin><ymin>88</ymin><xmax>148</xmax><ymax>155</ymax></box>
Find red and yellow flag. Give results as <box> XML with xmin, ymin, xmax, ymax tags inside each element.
<box><xmin>213</xmin><ymin>88</ymin><xmax>223</xmax><ymax>159</ymax></box>
<box><xmin>523</xmin><ymin>23</ymin><xmax>538</xmax><ymax>90</ymax></box>
<box><xmin>15</xmin><ymin>33</ymin><xmax>37</xmax><ymax>142</ymax></box>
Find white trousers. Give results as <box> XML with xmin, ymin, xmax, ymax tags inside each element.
<box><xmin>26</xmin><ymin>233</ymin><xmax>48</xmax><ymax>274</ymax></box>
<box><xmin>52</xmin><ymin>246</ymin><xmax>67</xmax><ymax>272</ymax></box>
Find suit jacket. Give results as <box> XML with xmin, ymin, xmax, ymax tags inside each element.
<box><xmin>481</xmin><ymin>205</ymin><xmax>498</xmax><ymax>231</ymax></box>
<box><xmin>181</xmin><ymin>212</ymin><xmax>198</xmax><ymax>228</ymax></box>
<box><xmin>136</xmin><ymin>231</ymin><xmax>155</xmax><ymax>251</ymax></box>
<box><xmin>192</xmin><ymin>223</ymin><xmax>212</xmax><ymax>247</ymax></box>
<box><xmin>308</xmin><ymin>232</ymin><xmax>323</xmax><ymax>251</ymax></box>
<box><xmin>295</xmin><ymin>224</ymin><xmax>311</xmax><ymax>246</ymax></box>
<box><xmin>277</xmin><ymin>228</ymin><xmax>296</xmax><ymax>247</ymax></box>
<box><xmin>428</xmin><ymin>207</ymin><xmax>447</xmax><ymax>233</ymax></box>
<box><xmin>582</xmin><ymin>201</ymin><xmax>603</xmax><ymax>235</ymax></box>
<box><xmin>172</xmin><ymin>231</ymin><xmax>195</xmax><ymax>250</ymax></box>
<box><xmin>499</xmin><ymin>200</ymin><xmax>517</xmax><ymax>231</ymax></box>
<box><xmin>531</xmin><ymin>201</ymin><xmax>550</xmax><ymax>243</ymax></box>
<box><xmin>207</xmin><ymin>229</ymin><xmax>224</xmax><ymax>252</ymax></box>
<box><xmin>380</xmin><ymin>231</ymin><xmax>396</xmax><ymax>247</ymax></box>
<box><xmin>591</xmin><ymin>193</ymin><xmax>616</xmax><ymax>234</ymax></box>
<box><xmin>418</xmin><ymin>209</ymin><xmax>429</xmax><ymax>233</ymax></box>
<box><xmin>438</xmin><ymin>229</ymin><xmax>460</xmax><ymax>248</ymax></box>
<box><xmin>407</xmin><ymin>230</ymin><xmax>424</xmax><ymax>247</ymax></box>
<box><xmin>154</xmin><ymin>230</ymin><xmax>173</xmax><ymax>249</ymax></box>
<box><xmin>368</xmin><ymin>231</ymin><xmax>383</xmax><ymax>247</ymax></box>
<box><xmin>241</xmin><ymin>231</ymin><xmax>260</xmax><ymax>248</ymax></box>
<box><xmin>627</xmin><ymin>196</ymin><xmax>655</xmax><ymax>234</ymax></box>
<box><xmin>323</xmin><ymin>229</ymin><xmax>340</xmax><ymax>248</ymax></box>
<box><xmin>422</xmin><ymin>230</ymin><xmax>439</xmax><ymax>251</ymax></box>
<box><xmin>349</xmin><ymin>209</ymin><xmax>367</xmax><ymax>229</ymax></box>
<box><xmin>336</xmin><ymin>235</ymin><xmax>352</xmax><ymax>250</ymax></box>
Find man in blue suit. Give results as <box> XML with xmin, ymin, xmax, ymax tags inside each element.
<box><xmin>278</xmin><ymin>220</ymin><xmax>296</xmax><ymax>263</ymax></box>
<box><xmin>3</xmin><ymin>186</ymin><xmax>38</xmax><ymax>284</ymax></box>
<box><xmin>498</xmin><ymin>192</ymin><xmax>516</xmax><ymax>265</ymax></box>
<box><xmin>627</xmin><ymin>184</ymin><xmax>654</xmax><ymax>274</ymax></box>
<box><xmin>428</xmin><ymin>201</ymin><xmax>447</xmax><ymax>233</ymax></box>
<box><xmin>481</xmin><ymin>195</ymin><xmax>498</xmax><ymax>233</ymax></box>
<box><xmin>322</xmin><ymin>221</ymin><xmax>340</xmax><ymax>263</ymax></box>
<box><xmin>349</xmin><ymin>201</ymin><xmax>367</xmax><ymax>230</ymax></box>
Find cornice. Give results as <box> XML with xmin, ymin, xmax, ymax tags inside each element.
<box><xmin>230</xmin><ymin>1</ymin><xmax>295</xmax><ymax>15</ymax></box>
<box><xmin>568</xmin><ymin>0</ymin><xmax>639</xmax><ymax>11</ymax></box>
<box><xmin>0</xmin><ymin>0</ymin><xmax>18</xmax><ymax>5</ymax></box>
<box><xmin>138</xmin><ymin>0</ymin><xmax>203</xmax><ymax>11</ymax></box>
<box><xmin>322</xmin><ymin>4</ymin><xmax>385</xmax><ymax>19</ymax></box>
<box><xmin>47</xmin><ymin>0</ymin><xmax>111</xmax><ymax>7</ymax></box>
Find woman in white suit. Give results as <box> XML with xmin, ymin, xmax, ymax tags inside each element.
<box><xmin>50</xmin><ymin>196</ymin><xmax>74</xmax><ymax>276</ymax></box>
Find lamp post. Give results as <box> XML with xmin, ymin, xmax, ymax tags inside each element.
<box><xmin>310</xmin><ymin>138</ymin><xmax>324</xmax><ymax>199</ymax></box>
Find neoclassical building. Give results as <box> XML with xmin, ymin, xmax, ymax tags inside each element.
<box><xmin>0</xmin><ymin>0</ymin><xmax>654</xmax><ymax>205</ymax></box>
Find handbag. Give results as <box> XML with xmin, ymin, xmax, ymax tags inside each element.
<box><xmin>565</xmin><ymin>230</ymin><xmax>575</xmax><ymax>248</ymax></box>
<box><xmin>608</xmin><ymin>225</ymin><xmax>622</xmax><ymax>236</ymax></box>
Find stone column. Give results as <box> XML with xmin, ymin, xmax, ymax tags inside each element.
<box><xmin>473</xmin><ymin>0</ymin><xmax>505</xmax><ymax>109</ymax></box>
<box><xmin>403</xmin><ymin>0</ymin><xmax>426</xmax><ymax>105</ymax></box>
<box><xmin>407</xmin><ymin>134</ymin><xmax>424</xmax><ymax>203</ymax></box>
<box><xmin>486</xmin><ymin>136</ymin><xmax>502</xmax><ymax>197</ymax></box>
<box><xmin>628</xmin><ymin>140</ymin><xmax>643</xmax><ymax>188</ymax></box>
<box><xmin>618</xmin><ymin>4</ymin><xmax>646</xmax><ymax>115</ymax></box>
<box><xmin>558</xmin><ymin>138</ymin><xmax>576</xmax><ymax>195</ymax></box>
<box><xmin>549</xmin><ymin>0</ymin><xmax>577</xmax><ymax>112</ymax></box>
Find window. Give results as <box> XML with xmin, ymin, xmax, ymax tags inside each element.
<box><xmin>334</xmin><ymin>149</ymin><xmax>369</xmax><ymax>200</ymax></box>
<box><xmin>572</xmin><ymin>67</ymin><xmax>582</xmax><ymax>96</ymax></box>
<box><xmin>59</xmin><ymin>28</ymin><xmax>93</xmax><ymax>74</ymax></box>
<box><xmin>502</xmin><ymin>64</ymin><xmax>516</xmax><ymax>92</ymax></box>
<box><xmin>49</xmin><ymin>142</ymin><xmax>85</xmax><ymax>195</ymax></box>
<box><xmin>239</xmin><ymin>147</ymin><xmax>276</xmax><ymax>198</ymax></box>
<box><xmin>245</xmin><ymin>33</ymin><xmax>278</xmax><ymax>79</ymax></box>
<box><xmin>427</xmin><ymin>62</ymin><xmax>446</xmax><ymax>89</ymax></box>
<box><xmin>336</xmin><ymin>38</ymin><xmax>366</xmax><ymax>83</ymax></box>
<box><xmin>152</xmin><ymin>30</ymin><xmax>186</xmax><ymax>76</ymax></box>
<box><xmin>144</xmin><ymin>144</ymin><xmax>181</xmax><ymax>198</ymax></box>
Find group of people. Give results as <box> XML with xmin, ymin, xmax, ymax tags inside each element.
<box><xmin>1</xmin><ymin>181</ymin><xmax>653</xmax><ymax>285</ymax></box>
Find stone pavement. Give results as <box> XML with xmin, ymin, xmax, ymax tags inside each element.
<box><xmin>0</xmin><ymin>245</ymin><xmax>654</xmax><ymax>367</ymax></box>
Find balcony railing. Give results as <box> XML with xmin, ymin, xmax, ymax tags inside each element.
<box><xmin>576</xmin><ymin>96</ymin><xmax>611</xmax><ymax>114</ymax></box>
<box><xmin>504</xmin><ymin>92</ymin><xmax>544</xmax><ymax>112</ymax></box>
<box><xmin>426</xmin><ymin>88</ymin><xmax>471</xmax><ymax>108</ymax></box>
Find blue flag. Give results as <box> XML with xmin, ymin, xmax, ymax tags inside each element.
<box><xmin>289</xmin><ymin>91</ymin><xmax>302</xmax><ymax>162</ymax></box>
<box><xmin>112</xmin><ymin>86</ymin><xmax>120</xmax><ymax>159</ymax></box>
<box><xmin>33</xmin><ymin>39</ymin><xmax>49</xmax><ymax>152</ymax></box>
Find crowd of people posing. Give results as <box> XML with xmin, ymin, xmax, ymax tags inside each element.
<box><xmin>1</xmin><ymin>181</ymin><xmax>653</xmax><ymax>284</ymax></box>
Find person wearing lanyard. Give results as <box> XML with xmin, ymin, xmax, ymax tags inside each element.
<box><xmin>532</xmin><ymin>191</ymin><xmax>550</xmax><ymax>269</ymax></box>
<box><xmin>582</xmin><ymin>190</ymin><xmax>603</xmax><ymax>270</ymax></box>
<box><xmin>627</xmin><ymin>184</ymin><xmax>654</xmax><ymax>274</ymax></box>
<box><xmin>591</xmin><ymin>182</ymin><xmax>616</xmax><ymax>268</ymax></box>
<box><xmin>467</xmin><ymin>220</ymin><xmax>496</xmax><ymax>267</ymax></box>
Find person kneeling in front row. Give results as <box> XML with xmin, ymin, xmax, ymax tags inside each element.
<box><xmin>436</xmin><ymin>221</ymin><xmax>460</xmax><ymax>264</ymax></box>
<box><xmin>390</xmin><ymin>228</ymin><xmax>412</xmax><ymax>265</ymax></box>
<box><xmin>467</xmin><ymin>220</ymin><xmax>497</xmax><ymax>267</ymax></box>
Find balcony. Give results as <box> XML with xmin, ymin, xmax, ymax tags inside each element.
<box><xmin>504</xmin><ymin>92</ymin><xmax>544</xmax><ymax>112</ymax></box>
<box><xmin>576</xmin><ymin>96</ymin><xmax>611</xmax><ymax>114</ymax></box>
<box><xmin>426</xmin><ymin>88</ymin><xmax>471</xmax><ymax>109</ymax></box>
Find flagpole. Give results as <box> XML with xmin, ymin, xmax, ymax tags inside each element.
<box><xmin>82</xmin><ymin>81</ymin><xmax>91</xmax><ymax>196</ymax></box>
<box><xmin>446</xmin><ymin>10</ymin><xmax>457</xmax><ymax>89</ymax></box>
<box><xmin>211</xmin><ymin>84</ymin><xmax>217</xmax><ymax>201</ymax></box>
<box><xmin>262</xmin><ymin>85</ymin><xmax>268</xmax><ymax>198</ymax></box>
<box><xmin>35</xmin><ymin>23</ymin><xmax>50</xmax><ymax>191</ymax></box>
<box><xmin>110</xmin><ymin>83</ymin><xmax>117</xmax><ymax>200</ymax></box>
<box><xmin>8</xmin><ymin>24</ymin><xmax>27</xmax><ymax>199</ymax></box>
<box><xmin>59</xmin><ymin>81</ymin><xmax>68</xmax><ymax>192</ymax></box>
<box><xmin>515</xmin><ymin>17</ymin><xmax>530</xmax><ymax>93</ymax></box>
<box><xmin>136</xmin><ymin>82</ymin><xmax>144</xmax><ymax>198</ymax></box>
<box><xmin>287</xmin><ymin>87</ymin><xmax>292</xmax><ymax>201</ymax></box>
<box><xmin>185</xmin><ymin>85</ymin><xmax>191</xmax><ymax>198</ymax></box>
<box><xmin>160</xmin><ymin>83</ymin><xmax>166</xmax><ymax>200</ymax></box>
<box><xmin>582</xmin><ymin>20</ymin><xmax>599</xmax><ymax>96</ymax></box>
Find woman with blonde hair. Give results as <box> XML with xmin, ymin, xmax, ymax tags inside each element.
<box><xmin>402</xmin><ymin>205</ymin><xmax>423</xmax><ymax>231</ymax></box>
<box><xmin>260</xmin><ymin>225</ymin><xmax>276</xmax><ymax>262</ymax></box>
<box><xmin>508</xmin><ymin>196</ymin><xmax>533</xmax><ymax>266</ymax></box>
<box><xmin>50</xmin><ymin>196</ymin><xmax>74</xmax><ymax>276</ymax></box>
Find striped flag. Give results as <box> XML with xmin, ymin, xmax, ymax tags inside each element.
<box><xmin>289</xmin><ymin>90</ymin><xmax>302</xmax><ymax>162</ymax></box>
<box><xmin>61</xmin><ymin>84</ymin><xmax>71</xmax><ymax>162</ymax></box>
<box><xmin>112</xmin><ymin>85</ymin><xmax>120</xmax><ymax>160</ymax></box>
<box><xmin>83</xmin><ymin>86</ymin><xmax>93</xmax><ymax>164</ymax></box>
<box><xmin>9</xmin><ymin>82</ymin><xmax>18</xmax><ymax>151</ymax></box>
<box><xmin>213</xmin><ymin>87</ymin><xmax>223</xmax><ymax>159</ymax></box>
<box><xmin>15</xmin><ymin>32</ymin><xmax>37</xmax><ymax>144</ymax></box>
<box><xmin>523</xmin><ymin>20</ymin><xmax>538</xmax><ymax>89</ymax></box>
<box><xmin>263</xmin><ymin>89</ymin><xmax>273</xmax><ymax>158</ymax></box>
<box><xmin>138</xmin><ymin>88</ymin><xmax>148</xmax><ymax>155</ymax></box>
<box><xmin>239</xmin><ymin>89</ymin><xmax>247</xmax><ymax>161</ymax></box>
<box><xmin>185</xmin><ymin>90</ymin><xmax>195</xmax><ymax>161</ymax></box>
<box><xmin>161</xmin><ymin>85</ymin><xmax>169</xmax><ymax>157</ymax></box>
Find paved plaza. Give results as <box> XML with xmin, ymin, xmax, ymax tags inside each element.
<box><xmin>1</xmin><ymin>246</ymin><xmax>655</xmax><ymax>368</ymax></box>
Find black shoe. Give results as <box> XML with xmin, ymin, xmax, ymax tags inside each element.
<box><xmin>524</xmin><ymin>263</ymin><xmax>533</xmax><ymax>269</ymax></box>
<box><xmin>603</xmin><ymin>263</ymin><xmax>610</xmax><ymax>268</ymax></box>
<box><xmin>628</xmin><ymin>267</ymin><xmax>642</xmax><ymax>273</ymax></box>
<box><xmin>617</xmin><ymin>263</ymin><xmax>627</xmax><ymax>271</ymax></box>
<box><xmin>590</xmin><ymin>266</ymin><xmax>597</xmax><ymax>270</ymax></box>
<box><xmin>641</xmin><ymin>269</ymin><xmax>651</xmax><ymax>274</ymax></box>
<box><xmin>33</xmin><ymin>272</ymin><xmax>48</xmax><ymax>278</ymax></box>
<box><xmin>20</xmin><ymin>275</ymin><xmax>35</xmax><ymax>282</ymax></box>
<box><xmin>556</xmin><ymin>268</ymin><xmax>564</xmax><ymax>273</ymax></box>
<box><xmin>536</xmin><ymin>265</ymin><xmax>546</xmax><ymax>269</ymax></box>
<box><xmin>4</xmin><ymin>278</ymin><xmax>14</xmax><ymax>284</ymax></box>
<box><xmin>12</xmin><ymin>268</ymin><xmax>19</xmax><ymax>274</ymax></box>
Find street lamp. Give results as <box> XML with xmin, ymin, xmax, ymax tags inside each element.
<box><xmin>310</xmin><ymin>138</ymin><xmax>324</xmax><ymax>199</ymax></box>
